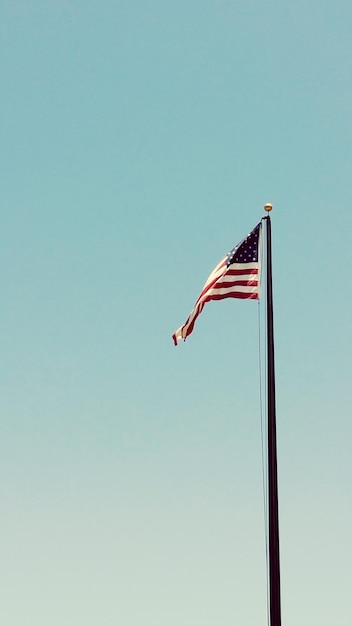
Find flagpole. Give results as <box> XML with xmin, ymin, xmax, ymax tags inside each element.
<box><xmin>264</xmin><ymin>204</ymin><xmax>281</xmax><ymax>626</ymax></box>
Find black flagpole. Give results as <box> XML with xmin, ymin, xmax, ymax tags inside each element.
<box><xmin>264</xmin><ymin>205</ymin><xmax>281</xmax><ymax>626</ymax></box>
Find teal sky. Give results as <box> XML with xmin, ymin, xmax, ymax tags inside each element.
<box><xmin>1</xmin><ymin>1</ymin><xmax>351</xmax><ymax>625</ymax></box>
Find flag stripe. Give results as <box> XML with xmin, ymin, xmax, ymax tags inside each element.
<box><xmin>217</xmin><ymin>279</ymin><xmax>258</xmax><ymax>287</ymax></box>
<box><xmin>226</xmin><ymin>267</ymin><xmax>259</xmax><ymax>275</ymax></box>
<box><xmin>203</xmin><ymin>290</ymin><xmax>260</xmax><ymax>301</ymax></box>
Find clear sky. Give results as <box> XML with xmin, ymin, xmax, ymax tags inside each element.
<box><xmin>1</xmin><ymin>1</ymin><xmax>351</xmax><ymax>625</ymax></box>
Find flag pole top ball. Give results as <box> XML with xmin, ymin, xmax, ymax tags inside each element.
<box><xmin>264</xmin><ymin>203</ymin><xmax>273</xmax><ymax>212</ymax></box>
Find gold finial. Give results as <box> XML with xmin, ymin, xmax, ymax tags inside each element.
<box><xmin>264</xmin><ymin>203</ymin><xmax>273</xmax><ymax>212</ymax></box>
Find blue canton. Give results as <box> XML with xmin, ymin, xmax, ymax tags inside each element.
<box><xmin>226</xmin><ymin>224</ymin><xmax>260</xmax><ymax>266</ymax></box>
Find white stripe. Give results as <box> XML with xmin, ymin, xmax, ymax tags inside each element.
<box><xmin>205</xmin><ymin>284</ymin><xmax>259</xmax><ymax>297</ymax></box>
<box><xmin>218</xmin><ymin>273</ymin><xmax>258</xmax><ymax>284</ymax></box>
<box><xmin>228</xmin><ymin>261</ymin><xmax>260</xmax><ymax>271</ymax></box>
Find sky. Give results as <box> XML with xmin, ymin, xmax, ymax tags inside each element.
<box><xmin>1</xmin><ymin>1</ymin><xmax>352</xmax><ymax>625</ymax></box>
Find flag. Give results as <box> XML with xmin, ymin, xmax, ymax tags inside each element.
<box><xmin>172</xmin><ymin>221</ymin><xmax>262</xmax><ymax>345</ymax></box>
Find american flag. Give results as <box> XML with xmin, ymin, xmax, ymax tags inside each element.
<box><xmin>172</xmin><ymin>222</ymin><xmax>262</xmax><ymax>345</ymax></box>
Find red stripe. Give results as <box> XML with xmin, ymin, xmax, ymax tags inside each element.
<box><xmin>226</xmin><ymin>268</ymin><xmax>258</xmax><ymax>275</ymax></box>
<box><xmin>215</xmin><ymin>279</ymin><xmax>258</xmax><ymax>288</ymax></box>
<box><xmin>203</xmin><ymin>292</ymin><xmax>259</xmax><ymax>302</ymax></box>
